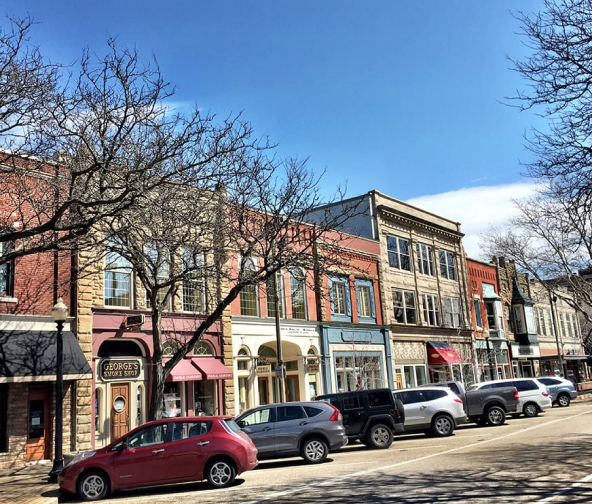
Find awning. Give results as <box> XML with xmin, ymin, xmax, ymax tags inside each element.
<box><xmin>427</xmin><ymin>341</ymin><xmax>463</xmax><ymax>364</ymax></box>
<box><xmin>192</xmin><ymin>358</ymin><xmax>233</xmax><ymax>380</ymax></box>
<box><xmin>564</xmin><ymin>355</ymin><xmax>588</xmax><ymax>360</ymax></box>
<box><xmin>164</xmin><ymin>359</ymin><xmax>203</xmax><ymax>382</ymax></box>
<box><xmin>0</xmin><ymin>330</ymin><xmax>92</xmax><ymax>383</ymax></box>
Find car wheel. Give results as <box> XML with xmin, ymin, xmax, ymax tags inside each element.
<box><xmin>486</xmin><ymin>406</ymin><xmax>506</xmax><ymax>426</ymax></box>
<box><xmin>431</xmin><ymin>414</ymin><xmax>454</xmax><ymax>437</ymax></box>
<box><xmin>205</xmin><ymin>458</ymin><xmax>236</xmax><ymax>488</ymax></box>
<box><xmin>366</xmin><ymin>423</ymin><xmax>393</xmax><ymax>449</ymax></box>
<box><xmin>301</xmin><ymin>437</ymin><xmax>328</xmax><ymax>463</ymax></box>
<box><xmin>557</xmin><ymin>394</ymin><xmax>571</xmax><ymax>407</ymax></box>
<box><xmin>523</xmin><ymin>402</ymin><xmax>539</xmax><ymax>418</ymax></box>
<box><xmin>77</xmin><ymin>470</ymin><xmax>109</xmax><ymax>501</ymax></box>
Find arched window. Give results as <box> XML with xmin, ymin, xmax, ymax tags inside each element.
<box><xmin>193</xmin><ymin>340</ymin><xmax>214</xmax><ymax>356</ymax></box>
<box><xmin>97</xmin><ymin>339</ymin><xmax>144</xmax><ymax>357</ymax></box>
<box><xmin>162</xmin><ymin>339</ymin><xmax>181</xmax><ymax>357</ymax></box>
<box><xmin>237</xmin><ymin>347</ymin><xmax>250</xmax><ymax>371</ymax></box>
<box><xmin>240</xmin><ymin>258</ymin><xmax>259</xmax><ymax>316</ymax></box>
<box><xmin>259</xmin><ymin>346</ymin><xmax>277</xmax><ymax>358</ymax></box>
<box><xmin>290</xmin><ymin>268</ymin><xmax>307</xmax><ymax>320</ymax></box>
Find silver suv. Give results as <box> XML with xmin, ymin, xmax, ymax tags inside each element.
<box><xmin>392</xmin><ymin>386</ymin><xmax>467</xmax><ymax>437</ymax></box>
<box><xmin>535</xmin><ymin>376</ymin><xmax>578</xmax><ymax>407</ymax></box>
<box><xmin>235</xmin><ymin>401</ymin><xmax>347</xmax><ymax>463</ymax></box>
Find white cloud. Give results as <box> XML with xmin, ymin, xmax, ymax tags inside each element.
<box><xmin>406</xmin><ymin>182</ymin><xmax>539</xmax><ymax>260</ymax></box>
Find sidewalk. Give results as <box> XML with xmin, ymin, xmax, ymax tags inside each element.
<box><xmin>0</xmin><ymin>461</ymin><xmax>59</xmax><ymax>504</ymax></box>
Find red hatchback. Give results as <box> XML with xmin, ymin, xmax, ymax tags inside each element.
<box><xmin>59</xmin><ymin>417</ymin><xmax>258</xmax><ymax>501</ymax></box>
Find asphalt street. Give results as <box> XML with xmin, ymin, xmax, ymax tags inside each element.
<box><xmin>61</xmin><ymin>397</ymin><xmax>592</xmax><ymax>504</ymax></box>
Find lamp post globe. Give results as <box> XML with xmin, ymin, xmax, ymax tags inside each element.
<box><xmin>48</xmin><ymin>297</ymin><xmax>67</xmax><ymax>483</ymax></box>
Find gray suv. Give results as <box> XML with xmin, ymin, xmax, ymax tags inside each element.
<box><xmin>235</xmin><ymin>401</ymin><xmax>347</xmax><ymax>463</ymax></box>
<box><xmin>535</xmin><ymin>376</ymin><xmax>578</xmax><ymax>407</ymax></box>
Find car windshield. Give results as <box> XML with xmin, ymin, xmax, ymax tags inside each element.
<box><xmin>222</xmin><ymin>419</ymin><xmax>242</xmax><ymax>433</ymax></box>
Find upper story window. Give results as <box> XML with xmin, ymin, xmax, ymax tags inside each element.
<box><xmin>393</xmin><ymin>288</ymin><xmax>417</xmax><ymax>325</ymax></box>
<box><xmin>290</xmin><ymin>268</ymin><xmax>307</xmax><ymax>320</ymax></box>
<box><xmin>416</xmin><ymin>243</ymin><xmax>435</xmax><ymax>276</ymax></box>
<box><xmin>330</xmin><ymin>276</ymin><xmax>351</xmax><ymax>320</ymax></box>
<box><xmin>473</xmin><ymin>299</ymin><xmax>483</xmax><ymax>329</ymax></box>
<box><xmin>387</xmin><ymin>236</ymin><xmax>411</xmax><ymax>271</ymax></box>
<box><xmin>104</xmin><ymin>242</ymin><xmax>132</xmax><ymax>307</ymax></box>
<box><xmin>559</xmin><ymin>312</ymin><xmax>566</xmax><ymax>337</ymax></box>
<box><xmin>162</xmin><ymin>339</ymin><xmax>180</xmax><ymax>357</ymax></box>
<box><xmin>355</xmin><ymin>279</ymin><xmax>376</xmax><ymax>321</ymax></box>
<box><xmin>485</xmin><ymin>300</ymin><xmax>497</xmax><ymax>330</ymax></box>
<box><xmin>439</xmin><ymin>250</ymin><xmax>457</xmax><ymax>280</ymax></box>
<box><xmin>444</xmin><ymin>297</ymin><xmax>462</xmax><ymax>328</ymax></box>
<box><xmin>0</xmin><ymin>241</ymin><xmax>13</xmax><ymax>297</ymax></box>
<box><xmin>183</xmin><ymin>249</ymin><xmax>206</xmax><ymax>313</ymax></box>
<box><xmin>145</xmin><ymin>243</ymin><xmax>171</xmax><ymax>310</ymax></box>
<box><xmin>266</xmin><ymin>273</ymin><xmax>284</xmax><ymax>319</ymax></box>
<box><xmin>193</xmin><ymin>340</ymin><xmax>214</xmax><ymax>356</ymax></box>
<box><xmin>240</xmin><ymin>258</ymin><xmax>259</xmax><ymax>316</ymax></box>
<box><xmin>422</xmin><ymin>293</ymin><xmax>440</xmax><ymax>327</ymax></box>
<box><xmin>237</xmin><ymin>347</ymin><xmax>250</xmax><ymax>372</ymax></box>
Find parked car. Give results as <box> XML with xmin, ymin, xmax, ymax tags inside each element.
<box><xmin>235</xmin><ymin>401</ymin><xmax>347</xmax><ymax>463</ymax></box>
<box><xmin>467</xmin><ymin>378</ymin><xmax>552</xmax><ymax>418</ymax></box>
<box><xmin>426</xmin><ymin>380</ymin><xmax>519</xmax><ymax>426</ymax></box>
<box><xmin>535</xmin><ymin>376</ymin><xmax>578</xmax><ymax>407</ymax></box>
<box><xmin>392</xmin><ymin>386</ymin><xmax>466</xmax><ymax>436</ymax></box>
<box><xmin>315</xmin><ymin>388</ymin><xmax>405</xmax><ymax>449</ymax></box>
<box><xmin>59</xmin><ymin>417</ymin><xmax>258</xmax><ymax>501</ymax></box>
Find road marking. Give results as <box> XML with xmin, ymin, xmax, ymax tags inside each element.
<box><xmin>241</xmin><ymin>407</ymin><xmax>592</xmax><ymax>504</ymax></box>
<box><xmin>533</xmin><ymin>472</ymin><xmax>592</xmax><ymax>503</ymax></box>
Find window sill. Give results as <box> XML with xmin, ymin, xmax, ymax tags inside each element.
<box><xmin>0</xmin><ymin>296</ymin><xmax>17</xmax><ymax>304</ymax></box>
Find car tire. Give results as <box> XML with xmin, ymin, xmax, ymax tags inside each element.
<box><xmin>557</xmin><ymin>394</ymin><xmax>571</xmax><ymax>407</ymax></box>
<box><xmin>77</xmin><ymin>470</ymin><xmax>109</xmax><ymax>501</ymax></box>
<box><xmin>366</xmin><ymin>423</ymin><xmax>393</xmax><ymax>449</ymax></box>
<box><xmin>205</xmin><ymin>458</ymin><xmax>237</xmax><ymax>488</ymax></box>
<box><xmin>523</xmin><ymin>402</ymin><xmax>539</xmax><ymax>418</ymax></box>
<box><xmin>301</xmin><ymin>437</ymin><xmax>328</xmax><ymax>463</ymax></box>
<box><xmin>431</xmin><ymin>414</ymin><xmax>455</xmax><ymax>437</ymax></box>
<box><xmin>485</xmin><ymin>406</ymin><xmax>506</xmax><ymax>426</ymax></box>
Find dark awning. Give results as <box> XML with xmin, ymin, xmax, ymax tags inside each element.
<box><xmin>192</xmin><ymin>358</ymin><xmax>233</xmax><ymax>380</ymax></box>
<box><xmin>427</xmin><ymin>341</ymin><xmax>463</xmax><ymax>364</ymax></box>
<box><xmin>0</xmin><ymin>330</ymin><xmax>92</xmax><ymax>383</ymax></box>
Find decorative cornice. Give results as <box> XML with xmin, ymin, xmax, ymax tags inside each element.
<box><xmin>377</xmin><ymin>206</ymin><xmax>464</xmax><ymax>241</ymax></box>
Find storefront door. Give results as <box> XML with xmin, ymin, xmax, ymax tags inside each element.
<box><xmin>285</xmin><ymin>376</ymin><xmax>300</xmax><ymax>402</ymax></box>
<box><xmin>258</xmin><ymin>377</ymin><xmax>270</xmax><ymax>405</ymax></box>
<box><xmin>26</xmin><ymin>387</ymin><xmax>50</xmax><ymax>461</ymax></box>
<box><xmin>111</xmin><ymin>383</ymin><xmax>130</xmax><ymax>441</ymax></box>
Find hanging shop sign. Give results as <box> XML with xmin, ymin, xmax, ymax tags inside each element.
<box><xmin>99</xmin><ymin>359</ymin><xmax>142</xmax><ymax>380</ymax></box>
<box><xmin>256</xmin><ymin>358</ymin><xmax>272</xmax><ymax>375</ymax></box>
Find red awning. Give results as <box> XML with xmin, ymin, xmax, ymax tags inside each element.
<box><xmin>428</xmin><ymin>347</ymin><xmax>463</xmax><ymax>365</ymax></box>
<box><xmin>164</xmin><ymin>359</ymin><xmax>203</xmax><ymax>382</ymax></box>
<box><xmin>192</xmin><ymin>358</ymin><xmax>233</xmax><ymax>380</ymax></box>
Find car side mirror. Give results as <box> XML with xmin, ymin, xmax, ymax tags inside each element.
<box><xmin>236</xmin><ymin>420</ymin><xmax>245</xmax><ymax>428</ymax></box>
<box><xmin>117</xmin><ymin>441</ymin><xmax>127</xmax><ymax>452</ymax></box>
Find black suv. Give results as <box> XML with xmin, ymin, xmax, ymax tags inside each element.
<box><xmin>315</xmin><ymin>388</ymin><xmax>405</xmax><ymax>449</ymax></box>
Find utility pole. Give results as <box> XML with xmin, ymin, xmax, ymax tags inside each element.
<box><xmin>273</xmin><ymin>274</ymin><xmax>285</xmax><ymax>403</ymax></box>
<box><xmin>548</xmin><ymin>290</ymin><xmax>568</xmax><ymax>377</ymax></box>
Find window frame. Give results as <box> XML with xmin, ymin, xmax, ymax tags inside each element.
<box><xmin>444</xmin><ymin>297</ymin><xmax>462</xmax><ymax>328</ymax></box>
<box><xmin>386</xmin><ymin>235</ymin><xmax>411</xmax><ymax>271</ymax></box>
<box><xmin>182</xmin><ymin>249</ymin><xmax>206</xmax><ymax>313</ymax></box>
<box><xmin>416</xmin><ymin>243</ymin><xmax>435</xmax><ymax>276</ymax></box>
<box><xmin>290</xmin><ymin>268</ymin><xmax>307</xmax><ymax>320</ymax></box>
<box><xmin>392</xmin><ymin>288</ymin><xmax>417</xmax><ymax>325</ymax></box>
<box><xmin>239</xmin><ymin>257</ymin><xmax>259</xmax><ymax>317</ymax></box>
<box><xmin>355</xmin><ymin>278</ymin><xmax>376</xmax><ymax>321</ymax></box>
<box><xmin>473</xmin><ymin>299</ymin><xmax>483</xmax><ymax>329</ymax></box>
<box><xmin>422</xmin><ymin>293</ymin><xmax>441</xmax><ymax>327</ymax></box>
<box><xmin>438</xmin><ymin>250</ymin><xmax>457</xmax><ymax>280</ymax></box>
<box><xmin>104</xmin><ymin>242</ymin><xmax>133</xmax><ymax>308</ymax></box>
<box><xmin>266</xmin><ymin>272</ymin><xmax>285</xmax><ymax>319</ymax></box>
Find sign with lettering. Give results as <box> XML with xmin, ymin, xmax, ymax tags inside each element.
<box><xmin>125</xmin><ymin>314</ymin><xmax>145</xmax><ymax>327</ymax></box>
<box><xmin>99</xmin><ymin>359</ymin><xmax>141</xmax><ymax>380</ymax></box>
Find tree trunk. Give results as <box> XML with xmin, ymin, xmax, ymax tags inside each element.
<box><xmin>149</xmin><ymin>309</ymin><xmax>165</xmax><ymax>420</ymax></box>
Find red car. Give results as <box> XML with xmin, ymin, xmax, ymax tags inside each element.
<box><xmin>59</xmin><ymin>416</ymin><xmax>258</xmax><ymax>501</ymax></box>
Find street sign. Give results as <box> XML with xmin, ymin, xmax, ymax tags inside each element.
<box><xmin>275</xmin><ymin>365</ymin><xmax>285</xmax><ymax>379</ymax></box>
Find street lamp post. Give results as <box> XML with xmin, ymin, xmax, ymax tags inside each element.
<box><xmin>48</xmin><ymin>297</ymin><xmax>68</xmax><ymax>483</ymax></box>
<box><xmin>484</xmin><ymin>335</ymin><xmax>495</xmax><ymax>381</ymax></box>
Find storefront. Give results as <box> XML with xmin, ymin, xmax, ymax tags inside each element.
<box><xmin>474</xmin><ymin>338</ymin><xmax>511</xmax><ymax>381</ymax></box>
<box><xmin>92</xmin><ymin>310</ymin><xmax>231</xmax><ymax>448</ymax></box>
<box><xmin>232</xmin><ymin>318</ymin><xmax>322</xmax><ymax>414</ymax></box>
<box><xmin>510</xmin><ymin>342</ymin><xmax>541</xmax><ymax>377</ymax></box>
<box><xmin>539</xmin><ymin>342</ymin><xmax>588</xmax><ymax>381</ymax></box>
<box><xmin>320</xmin><ymin>325</ymin><xmax>393</xmax><ymax>393</ymax></box>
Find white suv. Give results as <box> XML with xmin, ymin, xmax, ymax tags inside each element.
<box><xmin>468</xmin><ymin>378</ymin><xmax>552</xmax><ymax>418</ymax></box>
<box><xmin>392</xmin><ymin>386</ymin><xmax>467</xmax><ymax>437</ymax></box>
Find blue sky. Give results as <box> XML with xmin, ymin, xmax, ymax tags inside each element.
<box><xmin>3</xmin><ymin>1</ymin><xmax>545</xmax><ymax>257</ymax></box>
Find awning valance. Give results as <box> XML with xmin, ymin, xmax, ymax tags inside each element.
<box><xmin>164</xmin><ymin>359</ymin><xmax>203</xmax><ymax>382</ymax></box>
<box><xmin>192</xmin><ymin>358</ymin><xmax>233</xmax><ymax>380</ymax></box>
<box><xmin>0</xmin><ymin>330</ymin><xmax>92</xmax><ymax>383</ymax></box>
<box><xmin>427</xmin><ymin>341</ymin><xmax>463</xmax><ymax>364</ymax></box>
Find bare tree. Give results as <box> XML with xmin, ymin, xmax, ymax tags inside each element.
<box><xmin>0</xmin><ymin>17</ymin><xmax>267</xmax><ymax>264</ymax></box>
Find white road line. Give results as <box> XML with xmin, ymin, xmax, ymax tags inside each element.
<box><xmin>533</xmin><ymin>472</ymin><xmax>592</xmax><ymax>503</ymax></box>
<box><xmin>241</xmin><ymin>408</ymin><xmax>592</xmax><ymax>504</ymax></box>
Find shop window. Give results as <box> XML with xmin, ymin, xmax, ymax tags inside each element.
<box><xmin>240</xmin><ymin>258</ymin><xmax>259</xmax><ymax>316</ymax></box>
<box><xmin>403</xmin><ymin>365</ymin><xmax>427</xmax><ymax>388</ymax></box>
<box><xmin>238</xmin><ymin>377</ymin><xmax>251</xmax><ymax>414</ymax></box>
<box><xmin>290</xmin><ymin>268</ymin><xmax>307</xmax><ymax>320</ymax></box>
<box><xmin>145</xmin><ymin>243</ymin><xmax>171</xmax><ymax>310</ymax></box>
<box><xmin>182</xmin><ymin>249</ymin><xmax>206</xmax><ymax>313</ymax></box>
<box><xmin>393</xmin><ymin>288</ymin><xmax>417</xmax><ymax>324</ymax></box>
<box><xmin>163</xmin><ymin>383</ymin><xmax>181</xmax><ymax>418</ymax></box>
<box><xmin>195</xmin><ymin>381</ymin><xmax>216</xmax><ymax>415</ymax></box>
<box><xmin>0</xmin><ymin>384</ymin><xmax>7</xmax><ymax>452</ymax></box>
<box><xmin>285</xmin><ymin>360</ymin><xmax>298</xmax><ymax>371</ymax></box>
<box><xmin>422</xmin><ymin>293</ymin><xmax>441</xmax><ymax>327</ymax></box>
<box><xmin>335</xmin><ymin>353</ymin><xmax>383</xmax><ymax>391</ymax></box>
<box><xmin>104</xmin><ymin>241</ymin><xmax>132</xmax><ymax>307</ymax></box>
<box><xmin>193</xmin><ymin>340</ymin><xmax>214</xmax><ymax>356</ymax></box>
<box><xmin>387</xmin><ymin>235</ymin><xmax>411</xmax><ymax>271</ymax></box>
<box><xmin>136</xmin><ymin>386</ymin><xmax>143</xmax><ymax>427</ymax></box>
<box><xmin>439</xmin><ymin>250</ymin><xmax>457</xmax><ymax>280</ymax></box>
<box><xmin>94</xmin><ymin>388</ymin><xmax>101</xmax><ymax>438</ymax></box>
<box><xmin>266</xmin><ymin>273</ymin><xmax>285</xmax><ymax>318</ymax></box>
<box><xmin>0</xmin><ymin>240</ymin><xmax>13</xmax><ymax>297</ymax></box>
